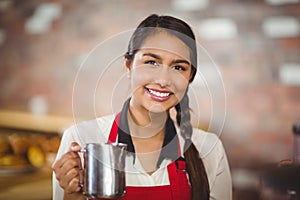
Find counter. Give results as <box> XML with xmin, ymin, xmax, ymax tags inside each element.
<box><xmin>0</xmin><ymin>167</ymin><xmax>52</xmax><ymax>200</ymax></box>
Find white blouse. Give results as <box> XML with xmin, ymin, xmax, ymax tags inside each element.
<box><xmin>53</xmin><ymin>114</ymin><xmax>232</xmax><ymax>200</ymax></box>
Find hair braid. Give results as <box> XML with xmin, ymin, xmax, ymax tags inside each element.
<box><xmin>175</xmin><ymin>93</ymin><xmax>210</xmax><ymax>200</ymax></box>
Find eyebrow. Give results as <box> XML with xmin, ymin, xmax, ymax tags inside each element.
<box><xmin>142</xmin><ymin>53</ymin><xmax>191</xmax><ymax>65</ymax></box>
<box><xmin>143</xmin><ymin>53</ymin><xmax>161</xmax><ymax>60</ymax></box>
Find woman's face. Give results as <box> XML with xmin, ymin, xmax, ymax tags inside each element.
<box><xmin>126</xmin><ymin>31</ymin><xmax>192</xmax><ymax>114</ymax></box>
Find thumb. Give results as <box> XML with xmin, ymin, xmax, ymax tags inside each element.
<box><xmin>69</xmin><ymin>142</ymin><xmax>82</xmax><ymax>152</ymax></box>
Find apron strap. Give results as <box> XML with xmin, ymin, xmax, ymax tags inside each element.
<box><xmin>107</xmin><ymin>112</ymin><xmax>191</xmax><ymax>200</ymax></box>
<box><xmin>108</xmin><ymin>112</ymin><xmax>121</xmax><ymax>143</ymax></box>
<box><xmin>167</xmin><ymin>160</ymin><xmax>190</xmax><ymax>200</ymax></box>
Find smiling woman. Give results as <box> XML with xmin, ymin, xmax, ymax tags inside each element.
<box><xmin>127</xmin><ymin>35</ymin><xmax>192</xmax><ymax>115</ymax></box>
<box><xmin>52</xmin><ymin>14</ymin><xmax>232</xmax><ymax>200</ymax></box>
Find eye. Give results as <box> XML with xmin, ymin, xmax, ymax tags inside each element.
<box><xmin>145</xmin><ymin>60</ymin><xmax>159</xmax><ymax>66</ymax></box>
<box><xmin>172</xmin><ymin>65</ymin><xmax>186</xmax><ymax>71</ymax></box>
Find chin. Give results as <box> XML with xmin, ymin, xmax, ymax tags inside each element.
<box><xmin>147</xmin><ymin>101</ymin><xmax>179</xmax><ymax>114</ymax></box>
<box><xmin>147</xmin><ymin>104</ymin><xmax>169</xmax><ymax>113</ymax></box>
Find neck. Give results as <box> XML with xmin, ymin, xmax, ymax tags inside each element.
<box><xmin>128</xmin><ymin>103</ymin><xmax>168</xmax><ymax>139</ymax></box>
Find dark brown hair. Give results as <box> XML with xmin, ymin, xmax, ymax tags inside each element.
<box><xmin>125</xmin><ymin>14</ymin><xmax>210</xmax><ymax>200</ymax></box>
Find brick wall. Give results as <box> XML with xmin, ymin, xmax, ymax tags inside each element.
<box><xmin>1</xmin><ymin>0</ymin><xmax>300</xmax><ymax>173</ymax></box>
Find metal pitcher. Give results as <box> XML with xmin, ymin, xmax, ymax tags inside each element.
<box><xmin>82</xmin><ymin>142</ymin><xmax>127</xmax><ymax>199</ymax></box>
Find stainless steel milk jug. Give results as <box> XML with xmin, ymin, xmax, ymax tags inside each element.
<box><xmin>82</xmin><ymin>143</ymin><xmax>127</xmax><ymax>199</ymax></box>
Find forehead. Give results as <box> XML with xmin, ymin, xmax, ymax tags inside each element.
<box><xmin>138</xmin><ymin>31</ymin><xmax>191</xmax><ymax>61</ymax></box>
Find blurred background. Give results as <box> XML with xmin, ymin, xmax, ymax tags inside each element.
<box><xmin>0</xmin><ymin>0</ymin><xmax>300</xmax><ymax>199</ymax></box>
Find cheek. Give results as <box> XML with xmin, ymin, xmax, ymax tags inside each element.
<box><xmin>130</xmin><ymin>67</ymin><xmax>154</xmax><ymax>89</ymax></box>
<box><xmin>174</xmin><ymin>81</ymin><xmax>189</xmax><ymax>99</ymax></box>
<box><xmin>177</xmin><ymin>81</ymin><xmax>189</xmax><ymax>92</ymax></box>
<box><xmin>172</xmin><ymin>72</ymin><xmax>190</xmax><ymax>91</ymax></box>
<box><xmin>172</xmin><ymin>74</ymin><xmax>190</xmax><ymax>101</ymax></box>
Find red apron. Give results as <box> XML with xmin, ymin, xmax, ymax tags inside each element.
<box><xmin>103</xmin><ymin>113</ymin><xmax>191</xmax><ymax>200</ymax></box>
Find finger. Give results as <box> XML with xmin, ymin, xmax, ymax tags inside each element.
<box><xmin>53</xmin><ymin>142</ymin><xmax>82</xmax><ymax>171</ymax></box>
<box><xmin>52</xmin><ymin>141</ymin><xmax>81</xmax><ymax>170</ymax></box>
<box><xmin>69</xmin><ymin>142</ymin><xmax>82</xmax><ymax>152</ymax></box>
<box><xmin>53</xmin><ymin>151</ymin><xmax>81</xmax><ymax>170</ymax></box>
<box><xmin>53</xmin><ymin>154</ymin><xmax>82</xmax><ymax>183</ymax></box>
<box><xmin>56</xmin><ymin>156</ymin><xmax>82</xmax><ymax>180</ymax></box>
<box><xmin>64</xmin><ymin>168</ymin><xmax>82</xmax><ymax>193</ymax></box>
<box><xmin>59</xmin><ymin>166</ymin><xmax>81</xmax><ymax>191</ymax></box>
<box><xmin>65</xmin><ymin>167</ymin><xmax>79</xmax><ymax>183</ymax></box>
<box><xmin>67</xmin><ymin>177</ymin><xmax>82</xmax><ymax>193</ymax></box>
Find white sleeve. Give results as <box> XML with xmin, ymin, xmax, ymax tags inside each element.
<box><xmin>190</xmin><ymin>129</ymin><xmax>232</xmax><ymax>200</ymax></box>
<box><xmin>209</xmin><ymin>140</ymin><xmax>232</xmax><ymax>200</ymax></box>
<box><xmin>52</xmin><ymin>172</ymin><xmax>64</xmax><ymax>200</ymax></box>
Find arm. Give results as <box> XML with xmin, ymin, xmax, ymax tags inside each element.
<box><xmin>209</xmin><ymin>140</ymin><xmax>232</xmax><ymax>200</ymax></box>
<box><xmin>190</xmin><ymin>129</ymin><xmax>233</xmax><ymax>200</ymax></box>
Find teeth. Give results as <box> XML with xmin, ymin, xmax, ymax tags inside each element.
<box><xmin>148</xmin><ymin>89</ymin><xmax>170</xmax><ymax>97</ymax></box>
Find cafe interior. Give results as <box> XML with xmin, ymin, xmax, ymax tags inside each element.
<box><xmin>0</xmin><ymin>0</ymin><xmax>300</xmax><ymax>199</ymax></box>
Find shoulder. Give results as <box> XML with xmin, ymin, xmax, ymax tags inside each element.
<box><xmin>61</xmin><ymin>114</ymin><xmax>115</xmax><ymax>146</ymax></box>
<box><xmin>56</xmin><ymin>114</ymin><xmax>116</xmax><ymax>159</ymax></box>
<box><xmin>191</xmin><ymin>128</ymin><xmax>231</xmax><ymax>191</ymax></box>
<box><xmin>191</xmin><ymin>128</ymin><xmax>223</xmax><ymax>159</ymax></box>
<box><xmin>192</xmin><ymin>128</ymin><xmax>227</xmax><ymax>170</ymax></box>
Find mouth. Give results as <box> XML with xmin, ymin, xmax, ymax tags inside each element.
<box><xmin>145</xmin><ymin>87</ymin><xmax>173</xmax><ymax>101</ymax></box>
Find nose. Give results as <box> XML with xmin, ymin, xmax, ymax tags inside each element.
<box><xmin>154</xmin><ymin>66</ymin><xmax>171</xmax><ymax>87</ymax></box>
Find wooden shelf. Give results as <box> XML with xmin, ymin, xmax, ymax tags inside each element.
<box><xmin>0</xmin><ymin>110</ymin><xmax>73</xmax><ymax>134</ymax></box>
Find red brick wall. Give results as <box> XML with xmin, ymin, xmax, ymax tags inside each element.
<box><xmin>0</xmin><ymin>0</ymin><xmax>300</xmax><ymax>170</ymax></box>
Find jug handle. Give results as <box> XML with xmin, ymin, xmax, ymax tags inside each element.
<box><xmin>78</xmin><ymin>149</ymin><xmax>86</xmax><ymax>190</ymax></box>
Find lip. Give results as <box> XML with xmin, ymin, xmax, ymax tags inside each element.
<box><xmin>145</xmin><ymin>87</ymin><xmax>173</xmax><ymax>102</ymax></box>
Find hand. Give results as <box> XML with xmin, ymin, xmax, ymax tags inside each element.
<box><xmin>52</xmin><ymin>142</ymin><xmax>83</xmax><ymax>194</ymax></box>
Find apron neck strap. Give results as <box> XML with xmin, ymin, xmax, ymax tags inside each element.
<box><xmin>108</xmin><ymin>112</ymin><xmax>121</xmax><ymax>143</ymax></box>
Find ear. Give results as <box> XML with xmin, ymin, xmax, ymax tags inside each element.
<box><xmin>124</xmin><ymin>57</ymin><xmax>132</xmax><ymax>72</ymax></box>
